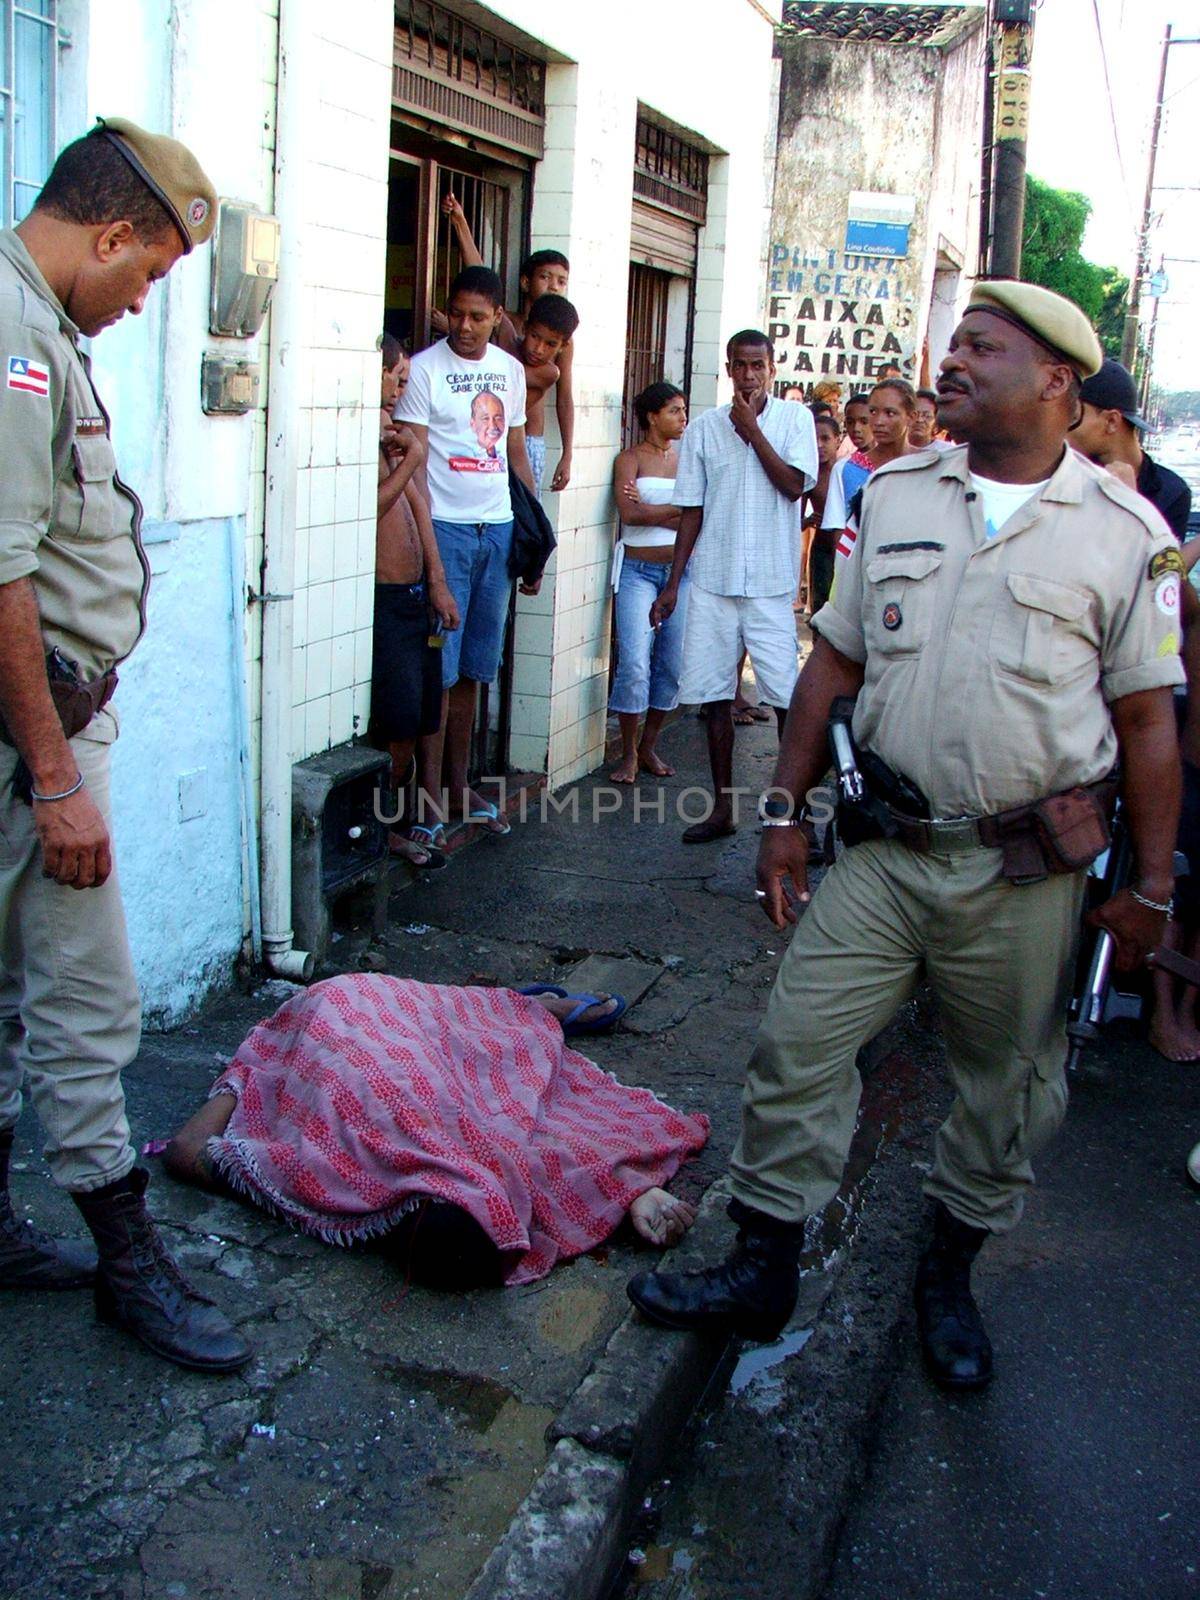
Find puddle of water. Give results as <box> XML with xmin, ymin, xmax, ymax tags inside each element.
<box><xmin>375</xmin><ymin>1365</ymin><xmax>512</xmax><ymax>1434</ymax></box>
<box><xmin>728</xmin><ymin>1327</ymin><xmax>813</xmax><ymax>1396</ymax></box>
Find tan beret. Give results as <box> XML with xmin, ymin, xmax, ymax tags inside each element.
<box><xmin>92</xmin><ymin>116</ymin><xmax>216</xmax><ymax>254</ymax></box>
<box><xmin>966</xmin><ymin>280</ymin><xmax>1103</xmax><ymax>379</ymax></box>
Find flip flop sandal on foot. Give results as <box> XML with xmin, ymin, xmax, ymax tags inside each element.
<box><xmin>402</xmin><ymin>824</ymin><xmax>448</xmax><ymax>870</ymax></box>
<box><xmin>559</xmin><ymin>992</ymin><xmax>628</xmax><ymax>1037</ymax></box>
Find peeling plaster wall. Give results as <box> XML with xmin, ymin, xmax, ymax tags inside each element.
<box><xmin>766</xmin><ymin>26</ymin><xmax>985</xmax><ymax>395</ymax></box>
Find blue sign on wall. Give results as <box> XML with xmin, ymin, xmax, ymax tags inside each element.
<box><xmin>845</xmin><ymin>192</ymin><xmax>916</xmax><ymax>261</ymax></box>
<box><xmin>845</xmin><ymin>219</ymin><xmax>911</xmax><ymax>259</ymax></box>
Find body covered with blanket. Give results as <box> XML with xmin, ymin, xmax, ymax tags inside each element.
<box><xmin>202</xmin><ymin>974</ymin><xmax>708</xmax><ymax>1285</ymax></box>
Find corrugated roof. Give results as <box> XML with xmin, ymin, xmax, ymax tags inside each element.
<box><xmin>779</xmin><ymin>2</ymin><xmax>983</xmax><ymax>47</ymax></box>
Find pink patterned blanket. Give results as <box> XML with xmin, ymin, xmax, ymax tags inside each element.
<box><xmin>210</xmin><ymin>974</ymin><xmax>709</xmax><ymax>1284</ymax></box>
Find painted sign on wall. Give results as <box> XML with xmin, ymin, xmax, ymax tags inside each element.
<box><xmin>766</xmin><ymin>243</ymin><xmax>919</xmax><ymax>395</ymax></box>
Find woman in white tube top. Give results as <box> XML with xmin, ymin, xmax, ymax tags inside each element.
<box><xmin>609</xmin><ymin>382</ymin><xmax>691</xmax><ymax>783</ymax></box>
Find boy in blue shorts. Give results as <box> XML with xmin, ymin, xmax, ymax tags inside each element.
<box><xmin>396</xmin><ymin>267</ymin><xmax>539</xmax><ymax>835</ymax></box>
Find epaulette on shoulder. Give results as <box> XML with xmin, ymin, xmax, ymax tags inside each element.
<box><xmin>1086</xmin><ymin>456</ymin><xmax>1173</xmax><ymax>544</ymax></box>
<box><xmin>867</xmin><ymin>446</ymin><xmax>950</xmax><ymax>485</ymax></box>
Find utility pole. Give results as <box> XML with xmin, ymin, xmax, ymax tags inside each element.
<box><xmin>988</xmin><ymin>0</ymin><xmax>1035</xmax><ymax>277</ymax></box>
<box><xmin>1121</xmin><ymin>26</ymin><xmax>1171</xmax><ymax>369</ymax></box>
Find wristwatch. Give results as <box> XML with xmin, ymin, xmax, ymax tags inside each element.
<box><xmin>758</xmin><ymin>794</ymin><xmax>804</xmax><ymax>828</ymax></box>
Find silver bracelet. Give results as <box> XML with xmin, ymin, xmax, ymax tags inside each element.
<box><xmin>30</xmin><ymin>772</ymin><xmax>84</xmax><ymax>803</ymax></box>
<box><xmin>760</xmin><ymin>817</ymin><xmax>805</xmax><ymax>828</ymax></box>
<box><xmin>1130</xmin><ymin>888</ymin><xmax>1173</xmax><ymax>915</ymax></box>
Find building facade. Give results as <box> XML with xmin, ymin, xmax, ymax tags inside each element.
<box><xmin>765</xmin><ymin>1</ymin><xmax>987</xmax><ymax>394</ymax></box>
<box><xmin>11</xmin><ymin>0</ymin><xmax>782</xmax><ymax>1021</ymax></box>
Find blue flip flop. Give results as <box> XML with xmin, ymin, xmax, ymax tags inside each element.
<box><xmin>517</xmin><ymin>983</ymin><xmax>568</xmax><ymax>1000</ymax></box>
<box><xmin>460</xmin><ymin>799</ymin><xmax>511</xmax><ymax>835</ymax></box>
<box><xmin>559</xmin><ymin>992</ymin><xmax>628</xmax><ymax>1038</ymax></box>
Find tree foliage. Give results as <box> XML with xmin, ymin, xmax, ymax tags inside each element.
<box><xmin>1019</xmin><ymin>175</ymin><xmax>1128</xmax><ymax>358</ymax></box>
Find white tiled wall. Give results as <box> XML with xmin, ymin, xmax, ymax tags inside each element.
<box><xmin>494</xmin><ymin>1</ymin><xmax>781</xmax><ymax>788</ymax></box>
<box><xmin>287</xmin><ymin>5</ymin><xmax>392</xmax><ymax>763</ymax></box>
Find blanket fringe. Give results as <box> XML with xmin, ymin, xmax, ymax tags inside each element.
<box><xmin>207</xmin><ymin>1138</ymin><xmax>424</xmax><ymax>1249</ymax></box>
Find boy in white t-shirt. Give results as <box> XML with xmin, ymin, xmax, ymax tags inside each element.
<box><xmin>396</xmin><ymin>266</ymin><xmax>538</xmax><ymax>835</ymax></box>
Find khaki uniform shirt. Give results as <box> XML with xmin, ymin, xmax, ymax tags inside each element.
<box><xmin>813</xmin><ymin>443</ymin><xmax>1185</xmax><ymax>818</ymax></box>
<box><xmin>0</xmin><ymin>230</ymin><xmax>148</xmax><ymax>683</ymax></box>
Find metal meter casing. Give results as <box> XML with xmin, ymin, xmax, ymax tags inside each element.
<box><xmin>210</xmin><ymin>201</ymin><xmax>280</xmax><ymax>338</ymax></box>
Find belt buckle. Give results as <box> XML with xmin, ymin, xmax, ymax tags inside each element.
<box><xmin>929</xmin><ymin>815</ymin><xmax>981</xmax><ymax>852</ymax></box>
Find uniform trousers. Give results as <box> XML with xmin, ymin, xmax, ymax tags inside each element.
<box><xmin>730</xmin><ymin>835</ymin><xmax>1085</xmax><ymax>1235</ymax></box>
<box><xmin>0</xmin><ymin>708</ymin><xmax>139</xmax><ymax>1191</ymax></box>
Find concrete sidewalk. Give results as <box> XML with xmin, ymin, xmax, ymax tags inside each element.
<box><xmin>0</xmin><ymin>699</ymin><xmax>940</xmax><ymax>1600</ymax></box>
<box><xmin>0</xmin><ymin>706</ymin><xmax>778</xmax><ymax>1600</ymax></box>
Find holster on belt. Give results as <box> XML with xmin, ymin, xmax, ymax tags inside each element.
<box><xmin>979</xmin><ymin>776</ymin><xmax>1118</xmax><ymax>884</ymax></box>
<box><xmin>0</xmin><ymin>649</ymin><xmax>117</xmax><ymax>803</ymax></box>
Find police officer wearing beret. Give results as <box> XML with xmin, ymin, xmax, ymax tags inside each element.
<box><xmin>629</xmin><ymin>282</ymin><xmax>1184</xmax><ymax>1389</ymax></box>
<box><xmin>0</xmin><ymin>120</ymin><xmax>250</xmax><ymax>1371</ymax></box>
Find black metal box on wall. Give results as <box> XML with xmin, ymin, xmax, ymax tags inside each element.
<box><xmin>291</xmin><ymin>745</ymin><xmax>390</xmax><ymax>962</ymax></box>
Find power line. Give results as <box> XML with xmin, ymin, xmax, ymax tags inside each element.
<box><xmin>1089</xmin><ymin>0</ymin><xmax>1134</xmax><ymax>215</ymax></box>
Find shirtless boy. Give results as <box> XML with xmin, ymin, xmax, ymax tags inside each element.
<box><xmin>442</xmin><ymin>193</ymin><xmax>575</xmax><ymax>494</ymax></box>
<box><xmin>372</xmin><ymin>335</ymin><xmax>459</xmax><ymax>866</ymax></box>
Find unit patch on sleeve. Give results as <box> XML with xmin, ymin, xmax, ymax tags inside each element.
<box><xmin>1148</xmin><ymin>547</ymin><xmax>1185</xmax><ymax>581</ymax></box>
<box><xmin>6</xmin><ymin>357</ymin><xmax>49</xmax><ymax>397</ymax></box>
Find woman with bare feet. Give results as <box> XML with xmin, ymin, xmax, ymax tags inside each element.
<box><xmin>164</xmin><ymin>974</ymin><xmax>704</xmax><ymax>1288</ymax></box>
<box><xmin>608</xmin><ymin>383</ymin><xmax>690</xmax><ymax>784</ymax></box>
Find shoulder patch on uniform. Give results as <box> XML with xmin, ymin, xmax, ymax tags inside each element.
<box><xmin>6</xmin><ymin>356</ymin><xmax>49</xmax><ymax>396</ymax></box>
<box><xmin>1149</xmin><ymin>547</ymin><xmax>1185</xmax><ymax>581</ymax></box>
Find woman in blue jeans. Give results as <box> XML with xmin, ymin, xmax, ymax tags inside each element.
<box><xmin>609</xmin><ymin>382</ymin><xmax>690</xmax><ymax>783</ymax></box>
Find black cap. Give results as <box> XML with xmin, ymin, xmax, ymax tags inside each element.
<box><xmin>1078</xmin><ymin>357</ymin><xmax>1149</xmax><ymax>431</ymax></box>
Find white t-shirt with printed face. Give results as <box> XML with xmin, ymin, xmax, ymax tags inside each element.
<box><xmin>396</xmin><ymin>338</ymin><xmax>527</xmax><ymax>524</ymax></box>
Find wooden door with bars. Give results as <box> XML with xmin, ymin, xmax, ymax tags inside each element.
<box><xmin>622</xmin><ymin>264</ymin><xmax>672</xmax><ymax>449</ymax></box>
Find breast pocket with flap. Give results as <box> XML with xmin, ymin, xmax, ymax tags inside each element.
<box><xmin>991</xmin><ymin>572</ymin><xmax>1096</xmax><ymax>685</ymax></box>
<box><xmin>864</xmin><ymin>550</ymin><xmax>944</xmax><ymax>656</ymax></box>
<box><xmin>64</xmin><ymin>433</ymin><xmax>124</xmax><ymax>542</ymax></box>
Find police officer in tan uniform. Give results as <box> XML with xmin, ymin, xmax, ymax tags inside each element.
<box><xmin>629</xmin><ymin>283</ymin><xmax>1184</xmax><ymax>1389</ymax></box>
<box><xmin>0</xmin><ymin>120</ymin><xmax>250</xmax><ymax>1372</ymax></box>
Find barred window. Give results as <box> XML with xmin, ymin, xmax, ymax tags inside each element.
<box><xmin>1</xmin><ymin>0</ymin><xmax>58</xmax><ymax>228</ymax></box>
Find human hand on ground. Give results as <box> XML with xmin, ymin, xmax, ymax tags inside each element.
<box><xmin>629</xmin><ymin>1188</ymin><xmax>696</xmax><ymax>1247</ymax></box>
<box><xmin>649</xmin><ymin>586</ymin><xmax>678</xmax><ymax>628</ymax></box>
<box><xmin>1089</xmin><ymin>886</ymin><xmax>1171</xmax><ymax>972</ymax></box>
<box><xmin>34</xmin><ymin>786</ymin><xmax>112</xmax><ymax>889</ymax></box>
<box><xmin>551</xmin><ymin>455</ymin><xmax>572</xmax><ymax>492</ymax></box>
<box><xmin>755</xmin><ymin>825</ymin><xmax>810</xmax><ymax>928</ymax></box>
<box><xmin>429</xmin><ymin>580</ymin><xmax>460</xmax><ymax>632</ymax></box>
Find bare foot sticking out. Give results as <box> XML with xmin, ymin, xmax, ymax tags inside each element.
<box><xmin>609</xmin><ymin>756</ymin><xmax>639</xmax><ymax>784</ymax></box>
<box><xmin>629</xmin><ymin>1188</ymin><xmax>697</xmax><ymax>1247</ymax></box>
<box><xmin>535</xmin><ymin>993</ymin><xmax>620</xmax><ymax>1028</ymax></box>
<box><xmin>637</xmin><ymin>747</ymin><xmax>675</xmax><ymax>778</ymax></box>
<box><xmin>1148</xmin><ymin>1017</ymin><xmax>1200</xmax><ymax>1063</ymax></box>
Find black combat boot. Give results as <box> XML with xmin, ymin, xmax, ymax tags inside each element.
<box><xmin>73</xmin><ymin>1166</ymin><xmax>252</xmax><ymax>1373</ymax></box>
<box><xmin>627</xmin><ymin>1204</ymin><xmax>801</xmax><ymax>1342</ymax></box>
<box><xmin>0</xmin><ymin>1126</ymin><xmax>97</xmax><ymax>1289</ymax></box>
<box><xmin>914</xmin><ymin>1200</ymin><xmax>993</xmax><ymax>1390</ymax></box>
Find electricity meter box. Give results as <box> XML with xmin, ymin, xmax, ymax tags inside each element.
<box><xmin>210</xmin><ymin>201</ymin><xmax>280</xmax><ymax>338</ymax></box>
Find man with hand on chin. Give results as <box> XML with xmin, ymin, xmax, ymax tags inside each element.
<box><xmin>630</xmin><ymin>282</ymin><xmax>1182</xmax><ymax>1392</ymax></box>
<box><xmin>651</xmin><ymin>330</ymin><xmax>816</xmax><ymax>843</ymax></box>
